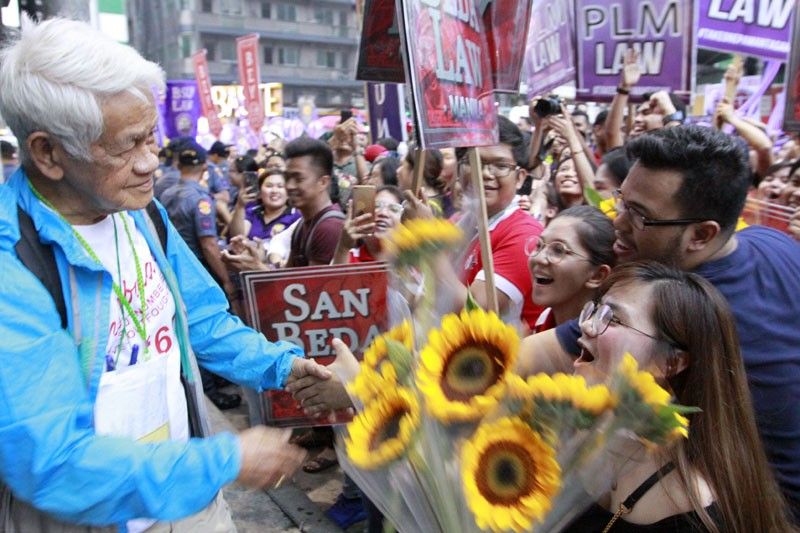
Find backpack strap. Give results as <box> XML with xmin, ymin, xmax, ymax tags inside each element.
<box><xmin>15</xmin><ymin>205</ymin><xmax>68</xmax><ymax>329</ymax></box>
<box><xmin>14</xmin><ymin>200</ymin><xmax>168</xmax><ymax>330</ymax></box>
<box><xmin>304</xmin><ymin>208</ymin><xmax>345</xmax><ymax>260</ymax></box>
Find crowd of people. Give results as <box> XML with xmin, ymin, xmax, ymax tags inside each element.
<box><xmin>1</xmin><ymin>15</ymin><xmax>800</xmax><ymax>533</ymax></box>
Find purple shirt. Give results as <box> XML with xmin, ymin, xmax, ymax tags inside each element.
<box><xmin>245</xmin><ymin>204</ymin><xmax>300</xmax><ymax>243</ymax></box>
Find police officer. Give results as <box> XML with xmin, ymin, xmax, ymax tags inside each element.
<box><xmin>153</xmin><ymin>137</ymin><xmax>189</xmax><ymax>201</ymax></box>
<box><xmin>161</xmin><ymin>140</ymin><xmax>242</xmax><ymax>410</ymax></box>
<box><xmin>207</xmin><ymin>140</ymin><xmax>233</xmax><ymax>205</ymax></box>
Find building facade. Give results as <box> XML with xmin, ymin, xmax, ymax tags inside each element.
<box><xmin>128</xmin><ymin>0</ymin><xmax>363</xmax><ymax>110</ymax></box>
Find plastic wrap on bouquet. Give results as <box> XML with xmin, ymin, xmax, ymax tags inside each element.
<box><xmin>331</xmin><ymin>218</ymin><xmax>696</xmax><ymax>533</ymax></box>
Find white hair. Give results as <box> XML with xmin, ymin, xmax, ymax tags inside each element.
<box><xmin>0</xmin><ymin>16</ymin><xmax>165</xmax><ymax>164</ymax></box>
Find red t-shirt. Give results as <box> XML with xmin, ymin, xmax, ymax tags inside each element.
<box><xmin>533</xmin><ymin>307</ymin><xmax>556</xmax><ymax>333</ymax></box>
<box><xmin>461</xmin><ymin>206</ymin><xmax>545</xmax><ymax>330</ymax></box>
<box><xmin>347</xmin><ymin>242</ymin><xmax>378</xmax><ymax>264</ymax></box>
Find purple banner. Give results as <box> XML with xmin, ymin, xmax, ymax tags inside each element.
<box><xmin>367</xmin><ymin>82</ymin><xmax>408</xmax><ymax>142</ymax></box>
<box><xmin>163</xmin><ymin>80</ymin><xmax>202</xmax><ymax>139</ymax></box>
<box><xmin>696</xmin><ymin>0</ymin><xmax>795</xmax><ymax>61</ymax></box>
<box><xmin>524</xmin><ymin>0</ymin><xmax>576</xmax><ymax>97</ymax></box>
<box><xmin>575</xmin><ymin>0</ymin><xmax>693</xmax><ymax>102</ymax></box>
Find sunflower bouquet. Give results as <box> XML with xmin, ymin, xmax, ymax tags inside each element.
<box><xmin>331</xmin><ymin>219</ymin><xmax>696</xmax><ymax>532</ymax></box>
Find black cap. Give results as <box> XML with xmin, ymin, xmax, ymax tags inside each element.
<box><xmin>177</xmin><ymin>140</ymin><xmax>207</xmax><ymax>166</ymax></box>
<box><xmin>208</xmin><ymin>140</ymin><xmax>231</xmax><ymax>157</ymax></box>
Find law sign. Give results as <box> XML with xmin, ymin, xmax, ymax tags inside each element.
<box><xmin>524</xmin><ymin>0</ymin><xmax>577</xmax><ymax>97</ymax></box>
<box><xmin>575</xmin><ymin>0</ymin><xmax>694</xmax><ymax>102</ymax></box>
<box><xmin>242</xmin><ymin>263</ymin><xmax>389</xmax><ymax>427</ymax></box>
<box><xmin>696</xmin><ymin>0</ymin><xmax>795</xmax><ymax>61</ymax></box>
<box><xmin>398</xmin><ymin>0</ymin><xmax>499</xmax><ymax>148</ymax></box>
<box><xmin>356</xmin><ymin>0</ymin><xmax>406</xmax><ymax>82</ymax></box>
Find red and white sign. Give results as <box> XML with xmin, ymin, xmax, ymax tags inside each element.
<box><xmin>236</xmin><ymin>34</ymin><xmax>265</xmax><ymax>134</ymax></box>
<box><xmin>241</xmin><ymin>263</ymin><xmax>389</xmax><ymax>427</ymax></box>
<box><xmin>398</xmin><ymin>0</ymin><xmax>499</xmax><ymax>149</ymax></box>
<box><xmin>191</xmin><ymin>49</ymin><xmax>223</xmax><ymax>137</ymax></box>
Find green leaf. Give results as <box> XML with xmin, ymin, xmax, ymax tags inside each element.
<box><xmin>584</xmin><ymin>186</ymin><xmax>604</xmax><ymax>208</ymax></box>
<box><xmin>465</xmin><ymin>291</ymin><xmax>483</xmax><ymax>312</ymax></box>
<box><xmin>386</xmin><ymin>338</ymin><xmax>413</xmax><ymax>382</ymax></box>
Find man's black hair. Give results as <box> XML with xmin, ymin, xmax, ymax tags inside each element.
<box><xmin>284</xmin><ymin>137</ymin><xmax>334</xmax><ymax>178</ymax></box>
<box><xmin>572</xmin><ymin>109</ymin><xmax>590</xmax><ymax>122</ymax></box>
<box><xmin>594</xmin><ymin>109</ymin><xmax>608</xmax><ymax>126</ymax></box>
<box><xmin>374</xmin><ymin>156</ymin><xmax>400</xmax><ymax>187</ymax></box>
<box><xmin>601</xmin><ymin>147</ymin><xmax>632</xmax><ymax>187</ymax></box>
<box><xmin>455</xmin><ymin>115</ymin><xmax>526</xmax><ymax>167</ymax></box>
<box><xmin>376</xmin><ymin>137</ymin><xmax>399</xmax><ymax>151</ymax></box>
<box><xmin>625</xmin><ymin>126</ymin><xmax>749</xmax><ymax>234</ymax></box>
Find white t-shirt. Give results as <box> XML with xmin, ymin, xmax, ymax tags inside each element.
<box><xmin>74</xmin><ymin>212</ymin><xmax>188</xmax><ymax>441</ymax></box>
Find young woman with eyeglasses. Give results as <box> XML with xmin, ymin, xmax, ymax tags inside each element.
<box><xmin>528</xmin><ymin>206</ymin><xmax>615</xmax><ymax>333</ymax></box>
<box><xmin>562</xmin><ymin>261</ymin><xmax>797</xmax><ymax>532</ymax></box>
<box><xmin>332</xmin><ymin>185</ymin><xmax>405</xmax><ymax>265</ymax></box>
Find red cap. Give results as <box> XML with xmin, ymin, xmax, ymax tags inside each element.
<box><xmin>363</xmin><ymin>144</ymin><xmax>388</xmax><ymax>162</ymax></box>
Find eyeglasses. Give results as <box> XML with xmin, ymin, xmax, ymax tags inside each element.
<box><xmin>612</xmin><ymin>189</ymin><xmax>708</xmax><ymax>231</ymax></box>
<box><xmin>525</xmin><ymin>237</ymin><xmax>590</xmax><ymax>264</ymax></box>
<box><xmin>459</xmin><ymin>159</ymin><xmax>519</xmax><ymax>178</ymax></box>
<box><xmin>579</xmin><ymin>301</ymin><xmax>661</xmax><ymax>341</ymax></box>
<box><xmin>376</xmin><ymin>201</ymin><xmax>403</xmax><ymax>214</ymax></box>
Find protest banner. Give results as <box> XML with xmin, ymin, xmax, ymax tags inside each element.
<box><xmin>367</xmin><ymin>82</ymin><xmax>408</xmax><ymax>142</ymax></box>
<box><xmin>482</xmin><ymin>0</ymin><xmax>534</xmax><ymax>91</ymax></box>
<box><xmin>784</xmin><ymin>6</ymin><xmax>800</xmax><ymax>132</ymax></box>
<box><xmin>397</xmin><ymin>0</ymin><xmax>499</xmax><ymax>148</ymax></box>
<box><xmin>574</xmin><ymin>0</ymin><xmax>694</xmax><ymax>102</ymax></box>
<box><xmin>191</xmin><ymin>49</ymin><xmax>223</xmax><ymax>137</ymax></box>
<box><xmin>163</xmin><ymin>80</ymin><xmax>202</xmax><ymax>139</ymax></box>
<box><xmin>356</xmin><ymin>0</ymin><xmax>406</xmax><ymax>82</ymax></box>
<box><xmin>236</xmin><ymin>34</ymin><xmax>265</xmax><ymax>134</ymax></box>
<box><xmin>241</xmin><ymin>263</ymin><xmax>389</xmax><ymax>427</ymax></box>
<box><xmin>696</xmin><ymin>0</ymin><xmax>795</xmax><ymax>61</ymax></box>
<box><xmin>524</xmin><ymin>0</ymin><xmax>577</xmax><ymax>97</ymax></box>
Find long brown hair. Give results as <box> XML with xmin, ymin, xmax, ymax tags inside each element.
<box><xmin>598</xmin><ymin>262</ymin><xmax>796</xmax><ymax>533</ymax></box>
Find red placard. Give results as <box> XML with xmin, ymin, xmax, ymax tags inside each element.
<box><xmin>398</xmin><ymin>0</ymin><xmax>499</xmax><ymax>149</ymax></box>
<box><xmin>482</xmin><ymin>0</ymin><xmax>533</xmax><ymax>91</ymax></box>
<box><xmin>236</xmin><ymin>34</ymin><xmax>265</xmax><ymax>134</ymax></box>
<box><xmin>356</xmin><ymin>0</ymin><xmax>406</xmax><ymax>83</ymax></box>
<box><xmin>241</xmin><ymin>263</ymin><xmax>389</xmax><ymax>427</ymax></box>
<box><xmin>191</xmin><ymin>50</ymin><xmax>223</xmax><ymax>138</ymax></box>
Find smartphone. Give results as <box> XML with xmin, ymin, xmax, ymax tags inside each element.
<box><xmin>351</xmin><ymin>185</ymin><xmax>376</xmax><ymax>218</ymax></box>
<box><xmin>340</xmin><ymin>109</ymin><xmax>353</xmax><ymax>123</ymax></box>
<box><xmin>243</xmin><ymin>171</ymin><xmax>259</xmax><ymax>194</ymax></box>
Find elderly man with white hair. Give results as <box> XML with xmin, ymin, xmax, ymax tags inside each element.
<box><xmin>0</xmin><ymin>17</ymin><xmax>331</xmax><ymax>532</ymax></box>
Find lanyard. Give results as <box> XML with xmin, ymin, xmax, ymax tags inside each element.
<box><xmin>29</xmin><ymin>183</ymin><xmax>149</xmax><ymax>358</ymax></box>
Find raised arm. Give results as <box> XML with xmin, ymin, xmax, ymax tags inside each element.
<box><xmin>605</xmin><ymin>48</ymin><xmax>640</xmax><ymax>150</ymax></box>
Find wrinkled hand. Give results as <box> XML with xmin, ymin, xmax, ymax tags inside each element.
<box><xmin>221</xmin><ymin>236</ymin><xmax>266</xmax><ymax>272</ymax></box>
<box><xmin>714</xmin><ymin>98</ymin><xmax>735</xmax><ymax>127</ymax></box>
<box><xmin>402</xmin><ymin>189</ymin><xmax>434</xmax><ymax>221</ymax></box>
<box><xmin>648</xmin><ymin>90</ymin><xmax>676</xmax><ymax>116</ymax></box>
<box><xmin>236</xmin><ymin>426</ymin><xmax>306</xmax><ymax>489</ymax></box>
<box><xmin>285</xmin><ymin>339</ymin><xmax>359</xmax><ymax>418</ymax></box>
<box><xmin>620</xmin><ymin>48</ymin><xmax>640</xmax><ymax>90</ymax></box>
<box><xmin>289</xmin><ymin>357</ymin><xmax>333</xmax><ymax>383</ymax></box>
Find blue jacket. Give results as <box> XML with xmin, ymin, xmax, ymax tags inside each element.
<box><xmin>0</xmin><ymin>169</ymin><xmax>302</xmax><ymax>527</ymax></box>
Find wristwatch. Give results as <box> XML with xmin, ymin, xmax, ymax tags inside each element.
<box><xmin>662</xmin><ymin>111</ymin><xmax>685</xmax><ymax>125</ymax></box>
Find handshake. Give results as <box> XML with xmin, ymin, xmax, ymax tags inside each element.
<box><xmin>234</xmin><ymin>345</ymin><xmax>357</xmax><ymax>490</ymax></box>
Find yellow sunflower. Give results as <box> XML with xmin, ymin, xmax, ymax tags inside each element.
<box><xmin>345</xmin><ymin>387</ymin><xmax>420</xmax><ymax>469</ymax></box>
<box><xmin>462</xmin><ymin>417</ymin><xmax>561</xmax><ymax>532</ymax></box>
<box><xmin>526</xmin><ymin>373</ymin><xmax>615</xmax><ymax>416</ymax></box>
<box><xmin>416</xmin><ymin>309</ymin><xmax>519</xmax><ymax>423</ymax></box>
<box><xmin>617</xmin><ymin>353</ymin><xmax>690</xmax><ymax>440</ymax></box>
<box><xmin>349</xmin><ymin>321</ymin><xmax>413</xmax><ymax>402</ymax></box>
<box><xmin>384</xmin><ymin>218</ymin><xmax>463</xmax><ymax>266</ymax></box>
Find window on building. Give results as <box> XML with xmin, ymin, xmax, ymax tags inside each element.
<box><xmin>220</xmin><ymin>0</ymin><xmax>241</xmax><ymax>15</ymax></box>
<box><xmin>180</xmin><ymin>0</ymin><xmax>192</xmax><ymax>9</ymax></box>
<box><xmin>339</xmin><ymin>10</ymin><xmax>348</xmax><ymax>26</ymax></box>
<box><xmin>278</xmin><ymin>47</ymin><xmax>298</xmax><ymax>65</ymax></box>
<box><xmin>261</xmin><ymin>1</ymin><xmax>271</xmax><ymax>18</ymax></box>
<box><xmin>276</xmin><ymin>3</ymin><xmax>296</xmax><ymax>21</ymax></box>
<box><xmin>201</xmin><ymin>0</ymin><xmax>212</xmax><ymax>12</ymax></box>
<box><xmin>181</xmin><ymin>35</ymin><xmax>193</xmax><ymax>58</ymax></box>
<box><xmin>220</xmin><ymin>40</ymin><xmax>236</xmax><ymax>61</ymax></box>
<box><xmin>263</xmin><ymin>46</ymin><xmax>273</xmax><ymax>65</ymax></box>
<box><xmin>316</xmin><ymin>49</ymin><xmax>335</xmax><ymax>68</ymax></box>
<box><xmin>341</xmin><ymin>52</ymin><xmax>350</xmax><ymax>71</ymax></box>
<box><xmin>314</xmin><ymin>8</ymin><xmax>334</xmax><ymax>26</ymax></box>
